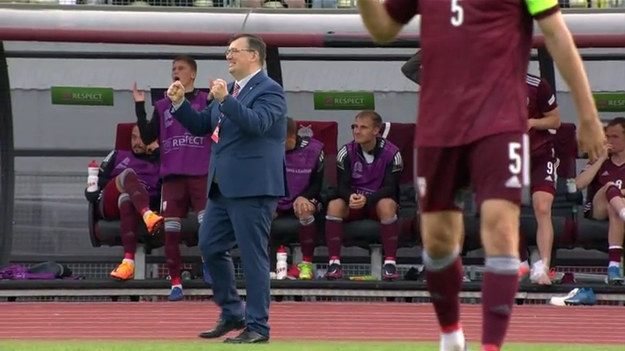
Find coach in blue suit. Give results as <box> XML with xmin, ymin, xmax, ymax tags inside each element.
<box><xmin>166</xmin><ymin>33</ymin><xmax>287</xmax><ymax>344</ymax></box>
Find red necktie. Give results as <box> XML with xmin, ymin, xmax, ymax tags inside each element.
<box><xmin>232</xmin><ymin>83</ymin><xmax>240</xmax><ymax>98</ymax></box>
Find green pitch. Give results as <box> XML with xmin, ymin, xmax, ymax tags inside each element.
<box><xmin>0</xmin><ymin>341</ymin><xmax>619</xmax><ymax>351</ymax></box>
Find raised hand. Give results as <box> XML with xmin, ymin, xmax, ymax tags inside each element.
<box><xmin>132</xmin><ymin>82</ymin><xmax>145</xmax><ymax>102</ymax></box>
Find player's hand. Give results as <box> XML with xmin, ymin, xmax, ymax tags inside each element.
<box><xmin>132</xmin><ymin>82</ymin><xmax>145</xmax><ymax>102</ymax></box>
<box><xmin>578</xmin><ymin>118</ymin><xmax>606</xmax><ymax>163</ymax></box>
<box><xmin>349</xmin><ymin>194</ymin><xmax>366</xmax><ymax>209</ymax></box>
<box><xmin>598</xmin><ymin>143</ymin><xmax>611</xmax><ymax>162</ymax></box>
<box><xmin>146</xmin><ymin>141</ymin><xmax>159</xmax><ymax>154</ymax></box>
<box><xmin>527</xmin><ymin>118</ymin><xmax>536</xmax><ymax>131</ymax></box>
<box><xmin>166</xmin><ymin>80</ymin><xmax>185</xmax><ymax>105</ymax></box>
<box><xmin>293</xmin><ymin>196</ymin><xmax>315</xmax><ymax>216</ymax></box>
<box><xmin>210</xmin><ymin>79</ymin><xmax>228</xmax><ymax>103</ymax></box>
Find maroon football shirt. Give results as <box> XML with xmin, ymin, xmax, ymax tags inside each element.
<box><xmin>527</xmin><ymin>74</ymin><xmax>558</xmax><ymax>154</ymax></box>
<box><xmin>384</xmin><ymin>0</ymin><xmax>559</xmax><ymax>147</ymax></box>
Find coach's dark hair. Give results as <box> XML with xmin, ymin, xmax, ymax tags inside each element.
<box><xmin>287</xmin><ymin>117</ymin><xmax>297</xmax><ymax>137</ymax></box>
<box><xmin>172</xmin><ymin>55</ymin><xmax>197</xmax><ymax>72</ymax></box>
<box><xmin>607</xmin><ymin>117</ymin><xmax>625</xmax><ymax>133</ymax></box>
<box><xmin>355</xmin><ymin>110</ymin><xmax>383</xmax><ymax>128</ymax></box>
<box><xmin>229</xmin><ymin>33</ymin><xmax>267</xmax><ymax>66</ymax></box>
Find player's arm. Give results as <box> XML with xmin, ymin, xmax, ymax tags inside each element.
<box><xmin>85</xmin><ymin>150</ymin><xmax>116</xmax><ymax>203</ymax></box>
<box><xmin>529</xmin><ymin>79</ymin><xmax>561</xmax><ymax>130</ymax></box>
<box><xmin>299</xmin><ymin>150</ymin><xmax>325</xmax><ymax>201</ymax></box>
<box><xmin>358</xmin><ymin>0</ymin><xmax>418</xmax><ymax>43</ymax></box>
<box><xmin>575</xmin><ymin>160</ymin><xmax>604</xmax><ymax>190</ymax></box>
<box><xmin>337</xmin><ymin>146</ymin><xmax>353</xmax><ymax>203</ymax></box>
<box><xmin>531</xmin><ymin>3</ymin><xmax>596</xmax><ymax>126</ymax></box>
<box><xmin>135</xmin><ymin>102</ymin><xmax>160</xmax><ymax>145</ymax></box>
<box><xmin>401</xmin><ymin>50</ymin><xmax>422</xmax><ymax>85</ymax></box>
<box><xmin>366</xmin><ymin>152</ymin><xmax>403</xmax><ymax>206</ymax></box>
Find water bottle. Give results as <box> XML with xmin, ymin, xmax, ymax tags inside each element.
<box><xmin>566</xmin><ymin>178</ymin><xmax>577</xmax><ymax>194</ymax></box>
<box><xmin>276</xmin><ymin>245</ymin><xmax>288</xmax><ymax>280</ymax></box>
<box><xmin>181</xmin><ymin>270</ymin><xmax>192</xmax><ymax>282</ymax></box>
<box><xmin>87</xmin><ymin>160</ymin><xmax>99</xmax><ymax>192</ymax></box>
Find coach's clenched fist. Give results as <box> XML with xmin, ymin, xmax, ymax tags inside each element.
<box><xmin>210</xmin><ymin>79</ymin><xmax>229</xmax><ymax>103</ymax></box>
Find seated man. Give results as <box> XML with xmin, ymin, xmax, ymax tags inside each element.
<box><xmin>324</xmin><ymin>110</ymin><xmax>403</xmax><ymax>280</ymax></box>
<box><xmin>576</xmin><ymin>117</ymin><xmax>625</xmax><ymax>285</ymax></box>
<box><xmin>85</xmin><ymin>125</ymin><xmax>163</xmax><ymax>280</ymax></box>
<box><xmin>275</xmin><ymin>117</ymin><xmax>325</xmax><ymax>280</ymax></box>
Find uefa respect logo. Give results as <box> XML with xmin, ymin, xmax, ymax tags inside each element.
<box><xmin>314</xmin><ymin>91</ymin><xmax>375</xmax><ymax>110</ymax></box>
<box><xmin>51</xmin><ymin>86</ymin><xmax>114</xmax><ymax>106</ymax></box>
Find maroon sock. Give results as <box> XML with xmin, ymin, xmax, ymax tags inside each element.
<box><xmin>324</xmin><ymin>217</ymin><xmax>343</xmax><ymax>259</ymax></box>
<box><xmin>605</xmin><ymin>184</ymin><xmax>622</xmax><ymax>203</ymax></box>
<box><xmin>518</xmin><ymin>230</ymin><xmax>528</xmax><ymax>263</ymax></box>
<box><xmin>299</xmin><ymin>219</ymin><xmax>317</xmax><ymax>262</ymax></box>
<box><xmin>119</xmin><ymin>200</ymin><xmax>138</xmax><ymax>258</ymax></box>
<box><xmin>423</xmin><ymin>252</ymin><xmax>463</xmax><ymax>332</ymax></box>
<box><xmin>164</xmin><ymin>219</ymin><xmax>182</xmax><ymax>283</ymax></box>
<box><xmin>482</xmin><ymin>256</ymin><xmax>520</xmax><ymax>349</ymax></box>
<box><xmin>380</xmin><ymin>218</ymin><xmax>399</xmax><ymax>260</ymax></box>
<box><xmin>609</xmin><ymin>247</ymin><xmax>623</xmax><ymax>263</ymax></box>
<box><xmin>120</xmin><ymin>171</ymin><xmax>150</xmax><ymax>213</ymax></box>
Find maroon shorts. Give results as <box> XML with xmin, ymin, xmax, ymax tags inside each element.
<box><xmin>415</xmin><ymin>132</ymin><xmax>529</xmax><ymax>212</ymax></box>
<box><xmin>346</xmin><ymin>207</ymin><xmax>379</xmax><ymax>221</ymax></box>
<box><xmin>100</xmin><ymin>178</ymin><xmax>122</xmax><ymax>219</ymax></box>
<box><xmin>161</xmin><ymin>175</ymin><xmax>208</xmax><ymax>218</ymax></box>
<box><xmin>530</xmin><ymin>148</ymin><xmax>558</xmax><ymax>195</ymax></box>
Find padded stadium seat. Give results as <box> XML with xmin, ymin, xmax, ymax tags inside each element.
<box><xmin>343</xmin><ymin>122</ymin><xmax>419</xmax><ymax>251</ymax></box>
<box><xmin>88</xmin><ymin>123</ymin><xmax>199</xmax><ymax>251</ymax></box>
<box><xmin>270</xmin><ymin>121</ymin><xmax>339</xmax><ymax>247</ymax></box>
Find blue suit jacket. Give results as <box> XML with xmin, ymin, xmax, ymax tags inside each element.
<box><xmin>171</xmin><ymin>71</ymin><xmax>288</xmax><ymax>199</ymax></box>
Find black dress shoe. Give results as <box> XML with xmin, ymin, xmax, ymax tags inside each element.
<box><xmin>223</xmin><ymin>329</ymin><xmax>269</xmax><ymax>344</ymax></box>
<box><xmin>198</xmin><ymin>317</ymin><xmax>245</xmax><ymax>339</ymax></box>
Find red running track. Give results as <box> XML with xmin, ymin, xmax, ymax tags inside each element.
<box><xmin>0</xmin><ymin>302</ymin><xmax>623</xmax><ymax>344</ymax></box>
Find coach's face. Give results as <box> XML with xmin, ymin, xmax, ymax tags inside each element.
<box><xmin>226</xmin><ymin>37</ymin><xmax>256</xmax><ymax>80</ymax></box>
<box><xmin>352</xmin><ymin>116</ymin><xmax>379</xmax><ymax>145</ymax></box>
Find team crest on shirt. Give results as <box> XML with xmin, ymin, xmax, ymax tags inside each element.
<box><xmin>164</xmin><ymin>110</ymin><xmax>174</xmax><ymax>128</ymax></box>
<box><xmin>297</xmin><ymin>125</ymin><xmax>314</xmax><ymax>138</ymax></box>
<box><xmin>352</xmin><ymin>161</ymin><xmax>363</xmax><ymax>179</ymax></box>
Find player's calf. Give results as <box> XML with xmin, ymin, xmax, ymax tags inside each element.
<box><xmin>111</xmin><ymin>195</ymin><xmax>138</xmax><ymax>281</ymax></box>
<box><xmin>324</xmin><ymin>199</ymin><xmax>349</xmax><ymax>280</ymax></box>
<box><xmin>480</xmin><ymin>200</ymin><xmax>520</xmax><ymax>351</ymax></box>
<box><xmin>294</xmin><ymin>206</ymin><xmax>317</xmax><ymax>280</ymax></box>
<box><xmin>420</xmin><ymin>212</ymin><xmax>465</xmax><ymax>341</ymax></box>
<box><xmin>164</xmin><ymin>218</ymin><xmax>184</xmax><ymax>301</ymax></box>
<box><xmin>605</xmin><ymin>205</ymin><xmax>625</xmax><ymax>285</ymax></box>
<box><xmin>531</xmin><ymin>191</ymin><xmax>555</xmax><ymax>285</ymax></box>
<box><xmin>376</xmin><ymin>198</ymin><xmax>400</xmax><ymax>280</ymax></box>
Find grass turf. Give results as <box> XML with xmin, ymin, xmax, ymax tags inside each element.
<box><xmin>0</xmin><ymin>341</ymin><xmax>620</xmax><ymax>351</ymax></box>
